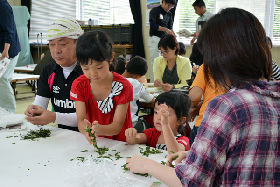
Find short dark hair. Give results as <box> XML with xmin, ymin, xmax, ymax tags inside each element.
<box><xmin>155</xmin><ymin>90</ymin><xmax>191</xmax><ymax>136</ymax></box>
<box><xmin>115</xmin><ymin>57</ymin><xmax>126</xmax><ymax>75</ymax></box>
<box><xmin>192</xmin><ymin>0</ymin><xmax>205</xmax><ymax>8</ymax></box>
<box><xmin>267</xmin><ymin>36</ymin><xmax>272</xmax><ymax>49</ymax></box>
<box><xmin>178</xmin><ymin>42</ymin><xmax>186</xmax><ymax>56</ymax></box>
<box><xmin>197</xmin><ymin>8</ymin><xmax>272</xmax><ymax>91</ymax></box>
<box><xmin>189</xmin><ymin>43</ymin><xmax>203</xmax><ymax>63</ymax></box>
<box><xmin>126</xmin><ymin>56</ymin><xmax>148</xmax><ymax>76</ymax></box>
<box><xmin>158</xmin><ymin>34</ymin><xmax>179</xmax><ymax>55</ymax></box>
<box><xmin>162</xmin><ymin>0</ymin><xmax>176</xmax><ymax>5</ymax></box>
<box><xmin>76</xmin><ymin>30</ymin><xmax>114</xmax><ymax>66</ymax></box>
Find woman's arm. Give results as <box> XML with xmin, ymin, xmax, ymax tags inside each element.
<box><xmin>95</xmin><ymin>103</ymin><xmax>129</xmax><ymax>136</ymax></box>
<box><xmin>175</xmin><ymin>60</ymin><xmax>192</xmax><ymax>88</ymax></box>
<box><xmin>189</xmin><ymin>86</ymin><xmax>203</xmax><ymax>108</ymax></box>
<box><xmin>153</xmin><ymin>57</ymin><xmax>163</xmax><ymax>87</ymax></box>
<box><xmin>126</xmin><ymin>154</ymin><xmax>183</xmax><ymax>187</ymax></box>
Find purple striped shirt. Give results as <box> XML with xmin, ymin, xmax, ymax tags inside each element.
<box><xmin>176</xmin><ymin>81</ymin><xmax>280</xmax><ymax>187</ymax></box>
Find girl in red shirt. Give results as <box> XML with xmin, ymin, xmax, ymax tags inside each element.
<box><xmin>70</xmin><ymin>31</ymin><xmax>133</xmax><ymax>143</ymax></box>
<box><xmin>125</xmin><ymin>91</ymin><xmax>191</xmax><ymax>152</ymax></box>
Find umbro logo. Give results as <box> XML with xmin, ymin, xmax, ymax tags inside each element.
<box><xmin>53</xmin><ymin>86</ymin><xmax>60</xmax><ymax>93</ymax></box>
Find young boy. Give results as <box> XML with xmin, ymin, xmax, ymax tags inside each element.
<box><xmin>122</xmin><ymin>56</ymin><xmax>155</xmax><ymax>127</ymax></box>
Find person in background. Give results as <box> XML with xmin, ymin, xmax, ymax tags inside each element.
<box><xmin>189</xmin><ymin>43</ymin><xmax>203</xmax><ymax>79</ymax></box>
<box><xmin>115</xmin><ymin>56</ymin><xmax>127</xmax><ymax>75</ymax></box>
<box><xmin>0</xmin><ymin>0</ymin><xmax>21</xmax><ymax>113</ymax></box>
<box><xmin>25</xmin><ymin>17</ymin><xmax>83</xmax><ymax>131</ymax></box>
<box><xmin>188</xmin><ymin>64</ymin><xmax>225</xmax><ymax>146</ymax></box>
<box><xmin>125</xmin><ymin>91</ymin><xmax>190</xmax><ymax>153</ymax></box>
<box><xmin>122</xmin><ymin>56</ymin><xmax>154</xmax><ymax>127</ymax></box>
<box><xmin>190</xmin><ymin>0</ymin><xmax>214</xmax><ymax>45</ymax></box>
<box><xmin>126</xmin><ymin>8</ymin><xmax>280</xmax><ymax>186</ymax></box>
<box><xmin>148</xmin><ymin>0</ymin><xmax>176</xmax><ymax>82</ymax></box>
<box><xmin>267</xmin><ymin>36</ymin><xmax>280</xmax><ymax>81</ymax></box>
<box><xmin>33</xmin><ymin>50</ymin><xmax>54</xmax><ymax>75</ymax></box>
<box><xmin>178</xmin><ymin>42</ymin><xmax>186</xmax><ymax>56</ymax></box>
<box><xmin>154</xmin><ymin>34</ymin><xmax>192</xmax><ymax>92</ymax></box>
<box><xmin>70</xmin><ymin>31</ymin><xmax>133</xmax><ymax>143</ymax></box>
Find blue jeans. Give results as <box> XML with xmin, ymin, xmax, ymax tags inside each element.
<box><xmin>189</xmin><ymin>126</ymin><xmax>198</xmax><ymax>146</ymax></box>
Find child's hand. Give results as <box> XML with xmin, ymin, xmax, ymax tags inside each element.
<box><xmin>84</xmin><ymin>119</ymin><xmax>99</xmax><ymax>145</ymax></box>
<box><xmin>125</xmin><ymin>128</ymin><xmax>140</xmax><ymax>139</ymax></box>
<box><xmin>159</xmin><ymin>104</ymin><xmax>169</xmax><ymax>127</ymax></box>
<box><xmin>91</xmin><ymin>120</ymin><xmax>99</xmax><ymax>137</ymax></box>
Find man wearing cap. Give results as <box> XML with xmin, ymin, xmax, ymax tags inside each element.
<box><xmin>25</xmin><ymin>17</ymin><xmax>83</xmax><ymax>131</ymax></box>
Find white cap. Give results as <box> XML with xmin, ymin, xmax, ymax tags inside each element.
<box><xmin>46</xmin><ymin>16</ymin><xmax>84</xmax><ymax>41</ymax></box>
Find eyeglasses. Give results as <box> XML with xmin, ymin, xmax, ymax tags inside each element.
<box><xmin>166</xmin><ymin>3</ymin><xmax>174</xmax><ymax>8</ymax></box>
<box><xmin>160</xmin><ymin>50</ymin><xmax>170</xmax><ymax>55</ymax></box>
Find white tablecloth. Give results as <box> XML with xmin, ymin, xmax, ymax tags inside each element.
<box><xmin>0</xmin><ymin>121</ymin><xmax>168</xmax><ymax>187</ymax></box>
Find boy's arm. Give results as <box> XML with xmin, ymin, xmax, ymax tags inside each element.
<box><xmin>96</xmin><ymin>103</ymin><xmax>129</xmax><ymax>136</ymax></box>
<box><xmin>139</xmin><ymin>85</ymin><xmax>155</xmax><ymax>103</ymax></box>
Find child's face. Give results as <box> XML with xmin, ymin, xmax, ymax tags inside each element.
<box><xmin>81</xmin><ymin>59</ymin><xmax>110</xmax><ymax>82</ymax></box>
<box><xmin>153</xmin><ymin>102</ymin><xmax>180</xmax><ymax>132</ymax></box>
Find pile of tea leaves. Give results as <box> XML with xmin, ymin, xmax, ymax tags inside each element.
<box><xmin>21</xmin><ymin>128</ymin><xmax>51</xmax><ymax>140</ymax></box>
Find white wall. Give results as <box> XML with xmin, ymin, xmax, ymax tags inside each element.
<box><xmin>7</xmin><ymin>0</ymin><xmax>21</xmax><ymax>6</ymax></box>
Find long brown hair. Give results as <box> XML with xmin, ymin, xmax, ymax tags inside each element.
<box><xmin>197</xmin><ymin>8</ymin><xmax>272</xmax><ymax>91</ymax></box>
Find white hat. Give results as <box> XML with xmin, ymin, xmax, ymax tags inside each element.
<box><xmin>46</xmin><ymin>16</ymin><xmax>84</xmax><ymax>41</ymax></box>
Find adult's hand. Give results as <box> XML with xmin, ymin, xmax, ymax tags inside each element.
<box><xmin>126</xmin><ymin>154</ymin><xmax>152</xmax><ymax>174</ymax></box>
<box><xmin>166</xmin><ymin>29</ymin><xmax>174</xmax><ymax>35</ymax></box>
<box><xmin>25</xmin><ymin>105</ymin><xmax>42</xmax><ymax>117</ymax></box>
<box><xmin>192</xmin><ymin>65</ymin><xmax>200</xmax><ymax>74</ymax></box>
<box><xmin>0</xmin><ymin>50</ymin><xmax>9</xmax><ymax>60</ymax></box>
<box><xmin>154</xmin><ymin>79</ymin><xmax>162</xmax><ymax>87</ymax></box>
<box><xmin>166</xmin><ymin>151</ymin><xmax>188</xmax><ymax>167</ymax></box>
<box><xmin>162</xmin><ymin>83</ymin><xmax>173</xmax><ymax>92</ymax></box>
<box><xmin>25</xmin><ymin>106</ymin><xmax>56</xmax><ymax>125</ymax></box>
<box><xmin>190</xmin><ymin>31</ymin><xmax>201</xmax><ymax>45</ymax></box>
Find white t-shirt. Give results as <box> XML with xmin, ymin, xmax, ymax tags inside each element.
<box><xmin>126</xmin><ymin>78</ymin><xmax>154</xmax><ymax>123</ymax></box>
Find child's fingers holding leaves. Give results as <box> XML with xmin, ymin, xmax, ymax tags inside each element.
<box><xmin>91</xmin><ymin>121</ymin><xmax>99</xmax><ymax>137</ymax></box>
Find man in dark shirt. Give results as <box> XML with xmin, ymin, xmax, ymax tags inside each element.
<box><xmin>0</xmin><ymin>0</ymin><xmax>21</xmax><ymax>113</ymax></box>
<box><xmin>148</xmin><ymin>0</ymin><xmax>176</xmax><ymax>82</ymax></box>
<box><xmin>25</xmin><ymin>17</ymin><xmax>83</xmax><ymax>131</ymax></box>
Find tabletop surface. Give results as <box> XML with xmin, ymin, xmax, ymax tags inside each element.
<box><xmin>14</xmin><ymin>65</ymin><xmax>36</xmax><ymax>72</ymax></box>
<box><xmin>12</xmin><ymin>73</ymin><xmax>40</xmax><ymax>80</ymax></box>
<box><xmin>0</xmin><ymin>121</ymin><xmax>168</xmax><ymax>187</ymax></box>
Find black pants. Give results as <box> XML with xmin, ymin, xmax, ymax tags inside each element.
<box><xmin>189</xmin><ymin>126</ymin><xmax>198</xmax><ymax>146</ymax></box>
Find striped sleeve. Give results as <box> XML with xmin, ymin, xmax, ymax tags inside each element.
<box><xmin>271</xmin><ymin>60</ymin><xmax>280</xmax><ymax>81</ymax></box>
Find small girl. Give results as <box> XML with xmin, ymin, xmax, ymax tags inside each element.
<box><xmin>125</xmin><ymin>91</ymin><xmax>191</xmax><ymax>152</ymax></box>
<box><xmin>70</xmin><ymin>31</ymin><xmax>133</xmax><ymax>143</ymax></box>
